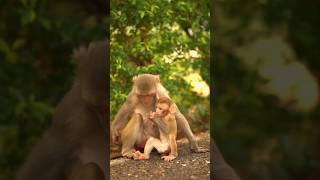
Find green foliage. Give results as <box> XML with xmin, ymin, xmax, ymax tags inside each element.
<box><xmin>110</xmin><ymin>0</ymin><xmax>210</xmax><ymax>130</ymax></box>
<box><xmin>0</xmin><ymin>0</ymin><xmax>106</xmax><ymax>179</ymax></box>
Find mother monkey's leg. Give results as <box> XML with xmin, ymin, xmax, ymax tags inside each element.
<box><xmin>120</xmin><ymin>113</ymin><xmax>144</xmax><ymax>158</ymax></box>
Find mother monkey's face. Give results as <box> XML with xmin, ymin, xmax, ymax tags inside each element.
<box><xmin>133</xmin><ymin>74</ymin><xmax>160</xmax><ymax>106</ymax></box>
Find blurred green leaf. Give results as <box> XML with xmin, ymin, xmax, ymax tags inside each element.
<box><xmin>21</xmin><ymin>9</ymin><xmax>36</xmax><ymax>25</ymax></box>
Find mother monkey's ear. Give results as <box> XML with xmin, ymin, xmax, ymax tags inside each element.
<box><xmin>73</xmin><ymin>40</ymin><xmax>108</xmax><ymax>108</ymax></box>
<box><xmin>155</xmin><ymin>74</ymin><xmax>160</xmax><ymax>83</ymax></box>
<box><xmin>132</xmin><ymin>75</ymin><xmax>138</xmax><ymax>82</ymax></box>
<box><xmin>154</xmin><ymin>74</ymin><xmax>170</xmax><ymax>99</ymax></box>
<box><xmin>154</xmin><ymin>74</ymin><xmax>162</xmax><ymax>101</ymax></box>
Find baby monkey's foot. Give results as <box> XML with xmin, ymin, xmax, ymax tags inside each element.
<box><xmin>132</xmin><ymin>151</ymin><xmax>149</xmax><ymax>160</ymax></box>
<box><xmin>132</xmin><ymin>151</ymin><xmax>142</xmax><ymax>160</ymax></box>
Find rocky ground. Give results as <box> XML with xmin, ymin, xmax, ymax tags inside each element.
<box><xmin>110</xmin><ymin>132</ymin><xmax>210</xmax><ymax>180</ymax></box>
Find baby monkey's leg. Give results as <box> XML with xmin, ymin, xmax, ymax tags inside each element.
<box><xmin>132</xmin><ymin>137</ymin><xmax>158</xmax><ymax>160</ymax></box>
<box><xmin>145</xmin><ymin>137</ymin><xmax>169</xmax><ymax>155</ymax></box>
<box><xmin>133</xmin><ymin>137</ymin><xmax>169</xmax><ymax>160</ymax></box>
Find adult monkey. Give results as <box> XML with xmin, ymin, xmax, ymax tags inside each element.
<box><xmin>212</xmin><ymin>139</ymin><xmax>241</xmax><ymax>180</ymax></box>
<box><xmin>16</xmin><ymin>40</ymin><xmax>108</xmax><ymax>180</ymax></box>
<box><xmin>111</xmin><ymin>74</ymin><xmax>208</xmax><ymax>158</ymax></box>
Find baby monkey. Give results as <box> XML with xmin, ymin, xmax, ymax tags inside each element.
<box><xmin>133</xmin><ymin>96</ymin><xmax>178</xmax><ymax>161</ymax></box>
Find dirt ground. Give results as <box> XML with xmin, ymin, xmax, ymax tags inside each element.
<box><xmin>110</xmin><ymin>132</ymin><xmax>210</xmax><ymax>180</ymax></box>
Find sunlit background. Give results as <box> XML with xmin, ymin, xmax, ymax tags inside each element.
<box><xmin>110</xmin><ymin>0</ymin><xmax>210</xmax><ymax>132</ymax></box>
<box><xmin>213</xmin><ymin>0</ymin><xmax>320</xmax><ymax>179</ymax></box>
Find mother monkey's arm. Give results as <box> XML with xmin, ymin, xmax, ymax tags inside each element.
<box><xmin>111</xmin><ymin>92</ymin><xmax>136</xmax><ymax>144</ymax></box>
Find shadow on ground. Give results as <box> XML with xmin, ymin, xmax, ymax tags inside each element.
<box><xmin>110</xmin><ymin>132</ymin><xmax>210</xmax><ymax>180</ymax></box>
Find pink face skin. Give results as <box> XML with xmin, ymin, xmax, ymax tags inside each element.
<box><xmin>138</xmin><ymin>93</ymin><xmax>156</xmax><ymax>106</ymax></box>
<box><xmin>155</xmin><ymin>103</ymin><xmax>170</xmax><ymax>117</ymax></box>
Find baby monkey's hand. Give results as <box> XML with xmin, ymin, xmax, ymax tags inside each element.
<box><xmin>147</xmin><ymin>111</ymin><xmax>156</xmax><ymax>120</ymax></box>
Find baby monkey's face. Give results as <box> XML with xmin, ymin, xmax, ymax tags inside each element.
<box><xmin>155</xmin><ymin>103</ymin><xmax>170</xmax><ymax>117</ymax></box>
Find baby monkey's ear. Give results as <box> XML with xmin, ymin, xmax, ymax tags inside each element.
<box><xmin>169</xmin><ymin>103</ymin><xmax>177</xmax><ymax>114</ymax></box>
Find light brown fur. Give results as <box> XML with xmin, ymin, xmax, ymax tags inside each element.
<box><xmin>111</xmin><ymin>74</ymin><xmax>209</xmax><ymax>159</ymax></box>
<box><xmin>133</xmin><ymin>97</ymin><xmax>178</xmax><ymax>161</ymax></box>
